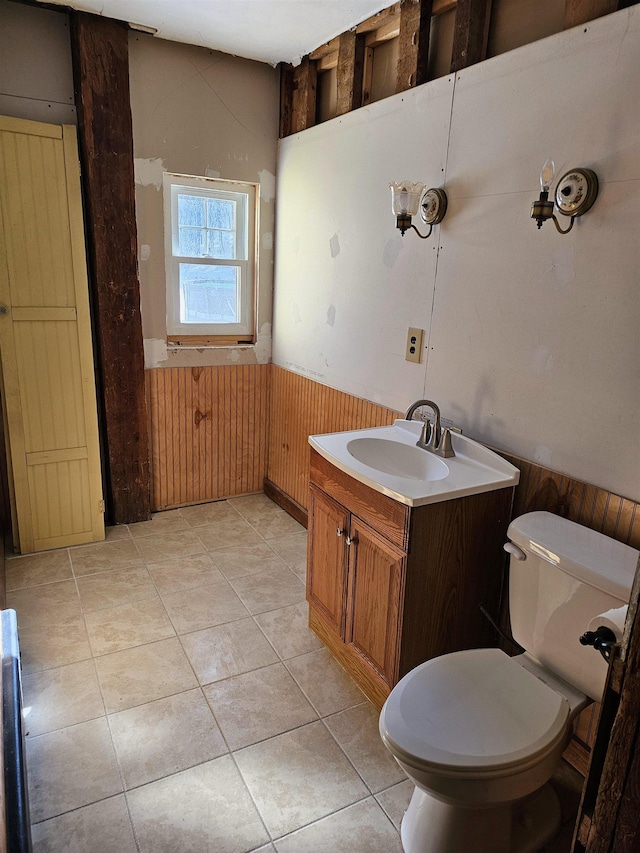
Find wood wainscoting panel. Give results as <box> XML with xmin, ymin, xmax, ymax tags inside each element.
<box><xmin>267</xmin><ymin>365</ymin><xmax>399</xmax><ymax>511</ymax></box>
<box><xmin>146</xmin><ymin>364</ymin><xmax>268</xmax><ymax>510</ymax></box>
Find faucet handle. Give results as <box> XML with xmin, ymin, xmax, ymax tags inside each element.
<box><xmin>438</xmin><ymin>428</ymin><xmax>455</xmax><ymax>457</ymax></box>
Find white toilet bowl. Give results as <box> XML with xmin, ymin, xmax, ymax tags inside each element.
<box><xmin>379</xmin><ymin>647</ymin><xmax>588</xmax><ymax>853</ymax></box>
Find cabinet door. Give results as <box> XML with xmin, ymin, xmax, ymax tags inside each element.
<box><xmin>345</xmin><ymin>517</ymin><xmax>405</xmax><ymax>687</ymax></box>
<box><xmin>307</xmin><ymin>485</ymin><xmax>350</xmax><ymax>636</ymax></box>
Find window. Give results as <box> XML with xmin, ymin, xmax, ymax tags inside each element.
<box><xmin>164</xmin><ymin>173</ymin><xmax>258</xmax><ymax>343</ymax></box>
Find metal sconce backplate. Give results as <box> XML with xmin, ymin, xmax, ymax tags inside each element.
<box><xmin>555</xmin><ymin>168</ymin><xmax>599</xmax><ymax>217</ymax></box>
<box><xmin>420</xmin><ymin>188</ymin><xmax>448</xmax><ymax>226</ymax></box>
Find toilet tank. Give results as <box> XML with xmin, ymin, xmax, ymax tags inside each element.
<box><xmin>507</xmin><ymin>511</ymin><xmax>639</xmax><ymax>700</ymax></box>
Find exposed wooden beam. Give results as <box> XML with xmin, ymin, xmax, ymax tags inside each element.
<box><xmin>397</xmin><ymin>0</ymin><xmax>434</xmax><ymax>93</ymax></box>
<box><xmin>310</xmin><ymin>35</ymin><xmax>341</xmax><ymax>61</ymax></box>
<box><xmin>292</xmin><ymin>57</ymin><xmax>317</xmax><ymax>133</ymax></box>
<box><xmin>450</xmin><ymin>0</ymin><xmax>492</xmax><ymax>72</ymax></box>
<box><xmin>70</xmin><ymin>12</ymin><xmax>151</xmax><ymax>524</ymax></box>
<box><xmin>279</xmin><ymin>63</ymin><xmax>295</xmax><ymax>137</ymax></box>
<box><xmin>336</xmin><ymin>31</ymin><xmax>366</xmax><ymax>115</ymax></box>
<box><xmin>317</xmin><ymin>51</ymin><xmax>338</xmax><ymax>72</ymax></box>
<box><xmin>564</xmin><ymin>0</ymin><xmax>619</xmax><ymax>28</ymax></box>
<box><xmin>357</xmin><ymin>3</ymin><xmax>402</xmax><ymax>33</ymax></box>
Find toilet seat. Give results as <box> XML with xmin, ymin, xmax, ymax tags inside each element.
<box><xmin>380</xmin><ymin>648</ymin><xmax>570</xmax><ymax>777</ymax></box>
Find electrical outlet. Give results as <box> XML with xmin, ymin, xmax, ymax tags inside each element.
<box><xmin>405</xmin><ymin>327</ymin><xmax>423</xmax><ymax>364</ymax></box>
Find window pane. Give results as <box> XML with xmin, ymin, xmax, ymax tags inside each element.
<box><xmin>207</xmin><ymin>198</ymin><xmax>235</xmax><ymax>230</ymax></box>
<box><xmin>178</xmin><ymin>227</ymin><xmax>206</xmax><ymax>256</ymax></box>
<box><xmin>207</xmin><ymin>230</ymin><xmax>235</xmax><ymax>259</ymax></box>
<box><xmin>179</xmin><ymin>263</ymin><xmax>240</xmax><ymax>324</ymax></box>
<box><xmin>178</xmin><ymin>194</ymin><xmax>205</xmax><ymax>227</ymax></box>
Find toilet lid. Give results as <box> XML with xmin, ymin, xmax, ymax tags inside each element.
<box><xmin>380</xmin><ymin>649</ymin><xmax>570</xmax><ymax>773</ymax></box>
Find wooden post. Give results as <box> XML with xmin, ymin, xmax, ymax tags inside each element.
<box><xmin>70</xmin><ymin>12</ymin><xmax>151</xmax><ymax>524</ymax></box>
<box><xmin>564</xmin><ymin>0</ymin><xmax>619</xmax><ymax>29</ymax></box>
<box><xmin>279</xmin><ymin>63</ymin><xmax>295</xmax><ymax>138</ymax></box>
<box><xmin>292</xmin><ymin>57</ymin><xmax>318</xmax><ymax>133</ymax></box>
<box><xmin>450</xmin><ymin>0</ymin><xmax>492</xmax><ymax>73</ymax></box>
<box><xmin>336</xmin><ymin>31</ymin><xmax>366</xmax><ymax>115</ymax></box>
<box><xmin>396</xmin><ymin>0</ymin><xmax>434</xmax><ymax>93</ymax></box>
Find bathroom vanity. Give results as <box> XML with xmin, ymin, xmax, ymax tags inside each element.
<box><xmin>306</xmin><ymin>420</ymin><xmax>519</xmax><ymax>709</ymax></box>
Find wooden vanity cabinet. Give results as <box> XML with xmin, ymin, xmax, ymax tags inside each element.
<box><xmin>307</xmin><ymin>448</ymin><xmax>514</xmax><ymax>709</ymax></box>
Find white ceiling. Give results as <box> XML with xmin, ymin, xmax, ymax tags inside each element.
<box><xmin>37</xmin><ymin>0</ymin><xmax>389</xmax><ymax>67</ymax></box>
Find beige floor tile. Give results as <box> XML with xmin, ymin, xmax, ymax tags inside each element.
<box><xmin>104</xmin><ymin>525</ymin><xmax>131</xmax><ymax>542</ymax></box>
<box><xmin>203</xmin><ymin>662</ymin><xmax>317</xmax><ymax>750</ymax></box>
<box><xmin>85</xmin><ymin>597</ymin><xmax>175</xmax><ymax>656</ymax></box>
<box><xmin>374</xmin><ymin>780</ymin><xmax>413</xmax><ymax>830</ymax></box>
<box><xmin>146</xmin><ymin>552</ymin><xmax>224</xmax><ymax>594</ymax></box>
<box><xmin>161</xmin><ymin>578</ymin><xmax>249</xmax><ymax>634</ymax></box>
<box><xmin>128</xmin><ymin>509</ymin><xmax>190</xmax><ymax>539</ymax></box>
<box><xmin>23</xmin><ymin>659</ymin><xmax>104</xmax><ymax>737</ymax></box>
<box><xmin>179</xmin><ymin>500</ymin><xmax>242</xmax><ymax>528</ymax></box>
<box><xmin>229</xmin><ymin>569</ymin><xmax>306</xmax><ymax>615</ymax></box>
<box><xmin>213</xmin><ymin>541</ymin><xmax>288</xmax><ymax>580</ymax></box>
<box><xmin>126</xmin><ymin>755</ymin><xmax>269</xmax><ymax>853</ymax></box>
<box><xmin>267</xmin><ymin>532</ymin><xmax>308</xmax><ymax>574</ymax></box>
<box><xmin>181</xmin><ymin>617</ymin><xmax>278</xmax><ymax>685</ymax></box>
<box><xmin>135</xmin><ymin>529</ymin><xmax>207</xmax><ymax>562</ymax></box>
<box><xmin>30</xmin><ymin>794</ymin><xmax>137</xmax><ymax>853</ymax></box>
<box><xmin>19</xmin><ymin>613</ymin><xmax>92</xmax><ymax>676</ymax></box>
<box><xmin>5</xmin><ymin>550</ymin><xmax>72</xmax><ymax>591</ymax></box>
<box><xmin>247</xmin><ymin>515</ymin><xmax>305</xmax><ymax>541</ymax></box>
<box><xmin>95</xmin><ymin>637</ymin><xmax>198</xmax><ymax>713</ymax></box>
<box><xmin>109</xmin><ymin>688</ymin><xmax>227</xmax><ymax>789</ymax></box>
<box><xmin>235</xmin><ymin>721</ymin><xmax>368</xmax><ymax>838</ymax></box>
<box><xmin>70</xmin><ymin>539</ymin><xmax>144</xmax><ymax>577</ymax></box>
<box><xmin>27</xmin><ymin>718</ymin><xmax>122</xmax><ymax>823</ymax></box>
<box><xmin>274</xmin><ymin>798</ymin><xmax>403</xmax><ymax>852</ymax></box>
<box><xmin>7</xmin><ymin>580</ymin><xmax>81</xmax><ymax>628</ymax></box>
<box><xmin>195</xmin><ymin>516</ymin><xmax>265</xmax><ymax>551</ymax></box>
<box><xmin>229</xmin><ymin>494</ymin><xmax>281</xmax><ymax>521</ymax></box>
<box><xmin>324</xmin><ymin>703</ymin><xmax>406</xmax><ymax>793</ymax></box>
<box><xmin>254</xmin><ymin>601</ymin><xmax>322</xmax><ymax>660</ymax></box>
<box><xmin>286</xmin><ymin>648</ymin><xmax>366</xmax><ymax>716</ymax></box>
<box><xmin>76</xmin><ymin>566</ymin><xmax>158</xmax><ymax>612</ymax></box>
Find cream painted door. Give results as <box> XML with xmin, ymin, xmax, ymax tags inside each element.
<box><xmin>0</xmin><ymin>116</ymin><xmax>104</xmax><ymax>552</ymax></box>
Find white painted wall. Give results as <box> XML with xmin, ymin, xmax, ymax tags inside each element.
<box><xmin>273</xmin><ymin>7</ymin><xmax>640</xmax><ymax>502</ymax></box>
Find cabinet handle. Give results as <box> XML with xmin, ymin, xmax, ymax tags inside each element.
<box><xmin>337</xmin><ymin>527</ymin><xmax>344</xmax><ymax>537</ymax></box>
<box><xmin>346</xmin><ymin>535</ymin><xmax>357</xmax><ymax>546</ymax></box>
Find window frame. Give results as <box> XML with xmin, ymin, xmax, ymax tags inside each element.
<box><xmin>163</xmin><ymin>173</ymin><xmax>259</xmax><ymax>345</ymax></box>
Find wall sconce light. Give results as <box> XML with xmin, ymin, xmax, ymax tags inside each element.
<box><xmin>389</xmin><ymin>181</ymin><xmax>448</xmax><ymax>238</ymax></box>
<box><xmin>531</xmin><ymin>159</ymin><xmax>599</xmax><ymax>234</ymax></box>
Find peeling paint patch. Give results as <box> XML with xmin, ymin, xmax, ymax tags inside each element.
<box><xmin>329</xmin><ymin>233</ymin><xmax>340</xmax><ymax>258</ymax></box>
<box><xmin>253</xmin><ymin>322</ymin><xmax>272</xmax><ymax>363</ymax></box>
<box><xmin>205</xmin><ymin>167</ymin><xmax>221</xmax><ymax>178</ymax></box>
<box><xmin>383</xmin><ymin>238</ymin><xmax>402</xmax><ymax>268</ymax></box>
<box><xmin>144</xmin><ymin>338</ymin><xmax>168</xmax><ymax>368</ymax></box>
<box><xmin>258</xmin><ymin>169</ymin><xmax>276</xmax><ymax>202</ymax></box>
<box><xmin>227</xmin><ymin>348</ymin><xmax>240</xmax><ymax>363</ymax></box>
<box><xmin>326</xmin><ymin>305</ymin><xmax>336</xmax><ymax>327</ymax></box>
<box><xmin>134</xmin><ymin>157</ymin><xmax>166</xmax><ymax>190</ymax></box>
<box><xmin>140</xmin><ymin>244</ymin><xmax>151</xmax><ymax>261</ymax></box>
<box><xmin>531</xmin><ymin>345</ymin><xmax>554</xmax><ymax>375</ymax></box>
<box><xmin>262</xmin><ymin>232</ymin><xmax>273</xmax><ymax>251</ymax></box>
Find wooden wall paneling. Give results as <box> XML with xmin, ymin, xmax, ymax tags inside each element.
<box><xmin>336</xmin><ymin>31</ymin><xmax>366</xmax><ymax>116</ymax></box>
<box><xmin>279</xmin><ymin>63</ymin><xmax>295</xmax><ymax>138</ymax></box>
<box><xmin>147</xmin><ymin>365</ymin><xmax>267</xmax><ymax>511</ymax></box>
<box><xmin>450</xmin><ymin>0</ymin><xmax>493</xmax><ymax>72</ymax></box>
<box><xmin>70</xmin><ymin>12</ymin><xmax>151</xmax><ymax>524</ymax></box>
<box><xmin>396</xmin><ymin>0</ymin><xmax>434</xmax><ymax>92</ymax></box>
<box><xmin>564</xmin><ymin>0</ymin><xmax>619</xmax><ymax>29</ymax></box>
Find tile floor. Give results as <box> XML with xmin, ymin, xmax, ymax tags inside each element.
<box><xmin>6</xmin><ymin>494</ymin><xmax>582</xmax><ymax>852</ymax></box>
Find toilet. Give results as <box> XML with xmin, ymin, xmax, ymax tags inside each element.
<box><xmin>379</xmin><ymin>511</ymin><xmax>639</xmax><ymax>853</ymax></box>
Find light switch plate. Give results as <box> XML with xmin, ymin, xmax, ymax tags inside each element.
<box><xmin>405</xmin><ymin>327</ymin><xmax>423</xmax><ymax>363</ymax></box>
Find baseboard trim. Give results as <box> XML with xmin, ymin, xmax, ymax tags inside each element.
<box><xmin>264</xmin><ymin>478</ymin><xmax>308</xmax><ymax>528</ymax></box>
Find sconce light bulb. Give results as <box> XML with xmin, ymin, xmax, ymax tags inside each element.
<box><xmin>540</xmin><ymin>158</ymin><xmax>555</xmax><ymax>193</ymax></box>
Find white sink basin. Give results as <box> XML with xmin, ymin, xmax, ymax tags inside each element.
<box><xmin>346</xmin><ymin>437</ymin><xmax>449</xmax><ymax>481</ymax></box>
<box><xmin>309</xmin><ymin>419</ymin><xmax>520</xmax><ymax>507</ymax></box>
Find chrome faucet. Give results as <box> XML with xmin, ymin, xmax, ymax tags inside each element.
<box><xmin>404</xmin><ymin>399</ymin><xmax>455</xmax><ymax>458</ymax></box>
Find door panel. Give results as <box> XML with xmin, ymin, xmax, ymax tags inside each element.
<box><xmin>345</xmin><ymin>517</ymin><xmax>405</xmax><ymax>686</ymax></box>
<box><xmin>0</xmin><ymin>116</ymin><xmax>104</xmax><ymax>552</ymax></box>
<box><xmin>307</xmin><ymin>485</ymin><xmax>349</xmax><ymax>635</ymax></box>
